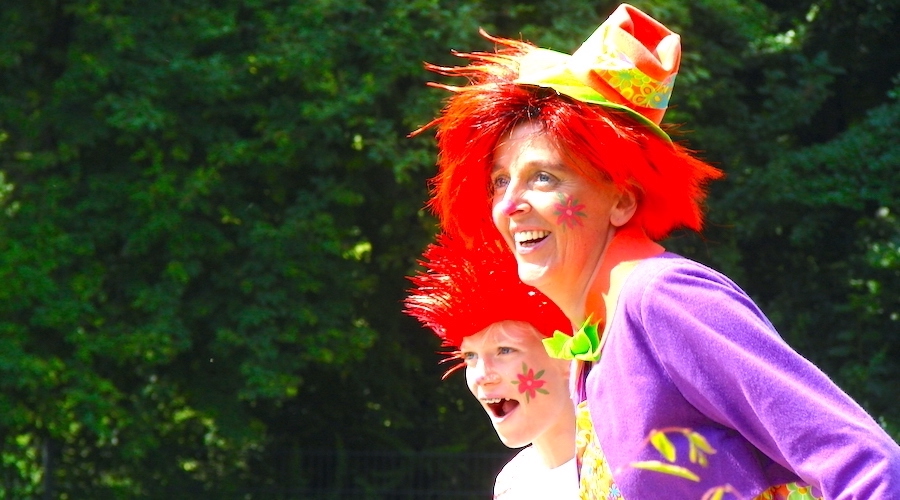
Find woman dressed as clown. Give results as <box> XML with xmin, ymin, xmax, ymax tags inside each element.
<box><xmin>417</xmin><ymin>3</ymin><xmax>900</xmax><ymax>499</ymax></box>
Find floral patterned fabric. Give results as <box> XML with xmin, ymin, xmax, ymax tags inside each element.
<box><xmin>592</xmin><ymin>62</ymin><xmax>676</xmax><ymax>110</ymax></box>
<box><xmin>575</xmin><ymin>402</ymin><xmax>623</xmax><ymax>500</ymax></box>
<box><xmin>575</xmin><ymin>402</ymin><xmax>822</xmax><ymax>500</ymax></box>
<box><xmin>757</xmin><ymin>483</ymin><xmax>821</xmax><ymax>500</ymax></box>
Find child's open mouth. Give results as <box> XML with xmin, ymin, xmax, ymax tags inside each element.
<box><xmin>483</xmin><ymin>398</ymin><xmax>520</xmax><ymax>418</ymax></box>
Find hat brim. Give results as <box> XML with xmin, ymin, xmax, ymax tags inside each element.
<box><xmin>514</xmin><ymin>47</ymin><xmax>671</xmax><ymax>143</ymax></box>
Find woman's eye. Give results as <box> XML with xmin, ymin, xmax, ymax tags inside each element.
<box><xmin>491</xmin><ymin>175</ymin><xmax>510</xmax><ymax>192</ymax></box>
<box><xmin>462</xmin><ymin>352</ymin><xmax>477</xmax><ymax>362</ymax></box>
<box><xmin>498</xmin><ymin>347</ymin><xmax>514</xmax><ymax>355</ymax></box>
<box><xmin>535</xmin><ymin>172</ymin><xmax>554</xmax><ymax>184</ymax></box>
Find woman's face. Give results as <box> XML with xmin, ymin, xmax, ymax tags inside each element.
<box><xmin>491</xmin><ymin>121</ymin><xmax>627</xmax><ymax>308</ymax></box>
<box><xmin>460</xmin><ymin>320</ymin><xmax>572</xmax><ymax>450</ymax></box>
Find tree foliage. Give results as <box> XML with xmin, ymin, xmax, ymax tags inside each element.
<box><xmin>0</xmin><ymin>0</ymin><xmax>897</xmax><ymax>497</ymax></box>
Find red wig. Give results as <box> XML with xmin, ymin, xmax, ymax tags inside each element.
<box><xmin>419</xmin><ymin>32</ymin><xmax>723</xmax><ymax>243</ymax></box>
<box><xmin>405</xmin><ymin>233</ymin><xmax>572</xmax><ymax>351</ymax></box>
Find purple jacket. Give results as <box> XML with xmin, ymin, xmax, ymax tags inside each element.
<box><xmin>586</xmin><ymin>253</ymin><xmax>900</xmax><ymax>498</ymax></box>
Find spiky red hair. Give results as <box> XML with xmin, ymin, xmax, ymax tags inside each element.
<box><xmin>418</xmin><ymin>31</ymin><xmax>724</xmax><ymax>243</ymax></box>
<box><xmin>404</xmin><ymin>233</ymin><xmax>572</xmax><ymax>351</ymax></box>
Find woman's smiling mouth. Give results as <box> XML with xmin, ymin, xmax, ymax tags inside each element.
<box><xmin>514</xmin><ymin>230</ymin><xmax>550</xmax><ymax>248</ymax></box>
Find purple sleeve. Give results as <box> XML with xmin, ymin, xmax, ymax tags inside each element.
<box><xmin>637</xmin><ymin>260</ymin><xmax>900</xmax><ymax>498</ymax></box>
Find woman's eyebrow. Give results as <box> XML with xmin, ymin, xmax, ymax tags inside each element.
<box><xmin>533</xmin><ymin>159</ymin><xmax>568</xmax><ymax>171</ymax></box>
<box><xmin>491</xmin><ymin>159</ymin><xmax>566</xmax><ymax>173</ymax></box>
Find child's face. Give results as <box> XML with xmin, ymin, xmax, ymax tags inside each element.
<box><xmin>460</xmin><ymin>320</ymin><xmax>573</xmax><ymax>449</ymax></box>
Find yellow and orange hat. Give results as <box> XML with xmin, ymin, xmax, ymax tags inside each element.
<box><xmin>515</xmin><ymin>3</ymin><xmax>681</xmax><ymax>140</ymax></box>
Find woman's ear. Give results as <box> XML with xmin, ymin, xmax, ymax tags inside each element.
<box><xmin>609</xmin><ymin>188</ymin><xmax>638</xmax><ymax>227</ymax></box>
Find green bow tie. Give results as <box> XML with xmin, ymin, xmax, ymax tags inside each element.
<box><xmin>542</xmin><ymin>317</ymin><xmax>603</xmax><ymax>361</ymax></box>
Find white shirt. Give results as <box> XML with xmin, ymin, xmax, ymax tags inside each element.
<box><xmin>493</xmin><ymin>446</ymin><xmax>578</xmax><ymax>499</ymax></box>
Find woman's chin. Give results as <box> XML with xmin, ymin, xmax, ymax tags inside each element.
<box><xmin>516</xmin><ymin>262</ymin><xmax>551</xmax><ymax>289</ymax></box>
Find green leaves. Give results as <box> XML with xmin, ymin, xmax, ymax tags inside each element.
<box><xmin>631</xmin><ymin>428</ymin><xmax>717</xmax><ymax>484</ymax></box>
<box><xmin>0</xmin><ymin>0</ymin><xmax>421</xmax><ymax>495</ymax></box>
<box><xmin>631</xmin><ymin>460</ymin><xmax>701</xmax><ymax>482</ymax></box>
<box><xmin>647</xmin><ymin>428</ymin><xmax>716</xmax><ymax>467</ymax></box>
<box><xmin>650</xmin><ymin>429</ymin><xmax>677</xmax><ymax>462</ymax></box>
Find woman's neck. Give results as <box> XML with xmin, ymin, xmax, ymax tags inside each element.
<box><xmin>577</xmin><ymin>226</ymin><xmax>664</xmax><ymax>326</ymax></box>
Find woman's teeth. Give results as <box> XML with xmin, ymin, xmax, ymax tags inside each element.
<box><xmin>514</xmin><ymin>230</ymin><xmax>550</xmax><ymax>245</ymax></box>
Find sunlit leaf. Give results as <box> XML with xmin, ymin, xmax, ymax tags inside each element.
<box><xmin>631</xmin><ymin>461</ymin><xmax>700</xmax><ymax>482</ymax></box>
<box><xmin>649</xmin><ymin>430</ymin><xmax>677</xmax><ymax>462</ymax></box>
<box><xmin>688</xmin><ymin>431</ymin><xmax>716</xmax><ymax>454</ymax></box>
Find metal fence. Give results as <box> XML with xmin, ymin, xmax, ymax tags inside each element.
<box><xmin>262</xmin><ymin>449</ymin><xmax>515</xmax><ymax>499</ymax></box>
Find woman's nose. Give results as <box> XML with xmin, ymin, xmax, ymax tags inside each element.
<box><xmin>495</xmin><ymin>189</ymin><xmax>529</xmax><ymax>217</ymax></box>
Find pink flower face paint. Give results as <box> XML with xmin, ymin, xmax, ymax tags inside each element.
<box><xmin>554</xmin><ymin>193</ymin><xmax>587</xmax><ymax>229</ymax></box>
<box><xmin>511</xmin><ymin>362</ymin><xmax>550</xmax><ymax>402</ymax></box>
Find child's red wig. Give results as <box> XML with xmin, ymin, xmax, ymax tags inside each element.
<box><xmin>419</xmin><ymin>33</ymin><xmax>723</xmax><ymax>244</ymax></box>
<box><xmin>405</xmin><ymin>233</ymin><xmax>572</xmax><ymax>353</ymax></box>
